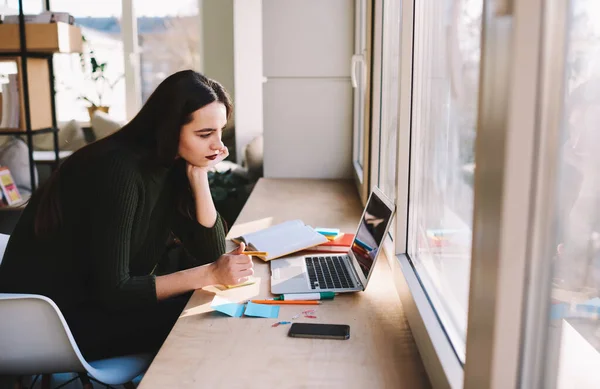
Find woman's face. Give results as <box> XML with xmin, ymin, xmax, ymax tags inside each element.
<box><xmin>178</xmin><ymin>101</ymin><xmax>228</xmax><ymax>168</ymax></box>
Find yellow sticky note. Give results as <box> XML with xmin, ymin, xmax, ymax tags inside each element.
<box><xmin>214</xmin><ymin>277</ymin><xmax>256</xmax><ymax>291</ymax></box>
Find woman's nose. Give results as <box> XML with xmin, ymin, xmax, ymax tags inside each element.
<box><xmin>210</xmin><ymin>139</ymin><xmax>224</xmax><ymax>150</ymax></box>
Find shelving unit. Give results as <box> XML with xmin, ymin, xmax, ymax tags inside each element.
<box><xmin>0</xmin><ymin>0</ymin><xmax>82</xmax><ymax>193</ymax></box>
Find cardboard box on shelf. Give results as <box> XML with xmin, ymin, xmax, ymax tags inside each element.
<box><xmin>0</xmin><ymin>22</ymin><xmax>82</xmax><ymax>53</ymax></box>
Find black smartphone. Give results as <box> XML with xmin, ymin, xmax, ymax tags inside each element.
<box><xmin>288</xmin><ymin>323</ymin><xmax>350</xmax><ymax>340</ymax></box>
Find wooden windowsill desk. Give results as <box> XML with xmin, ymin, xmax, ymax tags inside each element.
<box><xmin>139</xmin><ymin>178</ymin><xmax>430</xmax><ymax>389</ymax></box>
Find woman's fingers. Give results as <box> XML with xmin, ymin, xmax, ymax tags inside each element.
<box><xmin>234</xmin><ymin>254</ymin><xmax>253</xmax><ymax>265</ymax></box>
<box><xmin>238</xmin><ymin>268</ymin><xmax>254</xmax><ymax>278</ymax></box>
<box><xmin>228</xmin><ymin>242</ymin><xmax>245</xmax><ymax>254</ymax></box>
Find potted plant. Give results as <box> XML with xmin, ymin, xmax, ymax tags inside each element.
<box><xmin>208</xmin><ymin>168</ymin><xmax>255</xmax><ymax>227</ymax></box>
<box><xmin>78</xmin><ymin>35</ymin><xmax>123</xmax><ymax>121</ymax></box>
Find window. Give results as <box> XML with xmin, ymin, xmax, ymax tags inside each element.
<box><xmin>372</xmin><ymin>0</ymin><xmax>600</xmax><ymax>386</ymax></box>
<box><xmin>541</xmin><ymin>1</ymin><xmax>600</xmax><ymax>387</ymax></box>
<box><xmin>136</xmin><ymin>0</ymin><xmax>201</xmax><ymax>103</ymax></box>
<box><xmin>407</xmin><ymin>0</ymin><xmax>482</xmax><ymax>359</ymax></box>
<box><xmin>51</xmin><ymin>0</ymin><xmax>126</xmax><ymax>123</ymax></box>
<box><xmin>2</xmin><ymin>0</ymin><xmax>43</xmax><ymax>14</ymax></box>
<box><xmin>50</xmin><ymin>0</ymin><xmax>202</xmax><ymax>123</ymax></box>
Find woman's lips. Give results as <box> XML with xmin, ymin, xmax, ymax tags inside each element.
<box><xmin>206</xmin><ymin>154</ymin><xmax>218</xmax><ymax>160</ymax></box>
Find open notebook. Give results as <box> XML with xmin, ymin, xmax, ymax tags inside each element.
<box><xmin>232</xmin><ymin>219</ymin><xmax>328</xmax><ymax>261</ymax></box>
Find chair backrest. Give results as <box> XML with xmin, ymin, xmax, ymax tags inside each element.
<box><xmin>0</xmin><ymin>233</ymin><xmax>9</xmax><ymax>264</ymax></box>
<box><xmin>0</xmin><ymin>294</ymin><xmax>87</xmax><ymax>375</ymax></box>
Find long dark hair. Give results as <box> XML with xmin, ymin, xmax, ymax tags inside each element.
<box><xmin>34</xmin><ymin>70</ymin><xmax>232</xmax><ymax>236</ymax></box>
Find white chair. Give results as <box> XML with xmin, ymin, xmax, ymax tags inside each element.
<box><xmin>0</xmin><ymin>234</ymin><xmax>153</xmax><ymax>388</ymax></box>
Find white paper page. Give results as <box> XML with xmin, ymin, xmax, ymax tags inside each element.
<box><xmin>239</xmin><ymin>220</ymin><xmax>304</xmax><ymax>243</ymax></box>
<box><xmin>242</xmin><ymin>220</ymin><xmax>327</xmax><ymax>260</ymax></box>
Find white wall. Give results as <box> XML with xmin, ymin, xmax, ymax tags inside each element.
<box><xmin>262</xmin><ymin>0</ymin><xmax>354</xmax><ymax>179</ymax></box>
<box><xmin>264</xmin><ymin>79</ymin><xmax>353</xmax><ymax>178</ymax></box>
<box><xmin>233</xmin><ymin>0</ymin><xmax>263</xmax><ymax>164</ymax></box>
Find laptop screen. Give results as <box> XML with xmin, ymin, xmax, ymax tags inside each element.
<box><xmin>352</xmin><ymin>192</ymin><xmax>394</xmax><ymax>278</ymax></box>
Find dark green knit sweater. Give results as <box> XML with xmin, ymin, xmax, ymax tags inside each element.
<box><xmin>0</xmin><ymin>140</ymin><xmax>227</xmax><ymax>311</ymax></box>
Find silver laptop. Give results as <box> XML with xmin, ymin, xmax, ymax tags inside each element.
<box><xmin>270</xmin><ymin>187</ymin><xmax>395</xmax><ymax>294</ymax></box>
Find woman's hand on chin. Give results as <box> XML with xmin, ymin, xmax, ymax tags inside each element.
<box><xmin>185</xmin><ymin>146</ymin><xmax>229</xmax><ymax>178</ymax></box>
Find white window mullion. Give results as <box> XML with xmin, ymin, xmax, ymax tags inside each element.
<box><xmin>394</xmin><ymin>0</ymin><xmax>414</xmax><ymax>255</ymax></box>
<box><xmin>122</xmin><ymin>0</ymin><xmax>142</xmax><ymax>120</ymax></box>
<box><xmin>519</xmin><ymin>0</ymin><xmax>593</xmax><ymax>388</ymax></box>
<box><xmin>463</xmin><ymin>0</ymin><xmax>544</xmax><ymax>387</ymax></box>
<box><xmin>369</xmin><ymin>0</ymin><xmax>383</xmax><ymax>189</ymax></box>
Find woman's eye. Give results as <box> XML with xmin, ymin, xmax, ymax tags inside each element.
<box><xmin>199</xmin><ymin>134</ymin><xmax>211</xmax><ymax>139</ymax></box>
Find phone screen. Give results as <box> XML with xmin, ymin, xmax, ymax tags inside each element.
<box><xmin>288</xmin><ymin>323</ymin><xmax>350</xmax><ymax>340</ymax></box>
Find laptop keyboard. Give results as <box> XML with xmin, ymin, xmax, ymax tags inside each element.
<box><xmin>305</xmin><ymin>256</ymin><xmax>353</xmax><ymax>290</ymax></box>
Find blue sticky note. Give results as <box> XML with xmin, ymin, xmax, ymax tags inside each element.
<box><xmin>316</xmin><ymin>227</ymin><xmax>340</xmax><ymax>236</ymax></box>
<box><xmin>211</xmin><ymin>296</ymin><xmax>245</xmax><ymax>317</ymax></box>
<box><xmin>550</xmin><ymin>303</ymin><xmax>569</xmax><ymax>320</ymax></box>
<box><xmin>244</xmin><ymin>302</ymin><xmax>280</xmax><ymax>318</ymax></box>
<box><xmin>575</xmin><ymin>298</ymin><xmax>600</xmax><ymax>316</ymax></box>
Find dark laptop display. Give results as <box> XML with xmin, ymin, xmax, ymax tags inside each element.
<box><xmin>351</xmin><ymin>194</ymin><xmax>394</xmax><ymax>277</ymax></box>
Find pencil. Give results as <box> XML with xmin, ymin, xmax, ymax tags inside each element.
<box><xmin>242</xmin><ymin>251</ymin><xmax>268</xmax><ymax>257</ymax></box>
<box><xmin>250</xmin><ymin>300</ymin><xmax>321</xmax><ymax>305</ymax></box>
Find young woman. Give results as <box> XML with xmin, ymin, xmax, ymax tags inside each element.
<box><xmin>0</xmin><ymin>70</ymin><xmax>253</xmax><ymax>360</ymax></box>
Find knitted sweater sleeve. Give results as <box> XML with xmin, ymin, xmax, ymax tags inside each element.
<box><xmin>87</xmin><ymin>158</ymin><xmax>157</xmax><ymax>310</ymax></box>
<box><xmin>170</xmin><ymin>210</ymin><xmax>228</xmax><ymax>269</ymax></box>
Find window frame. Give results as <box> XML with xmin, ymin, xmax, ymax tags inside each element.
<box><xmin>391</xmin><ymin>0</ymin><xmax>464</xmax><ymax>386</ymax></box>
<box><xmin>352</xmin><ymin>0</ymin><xmax>374</xmax><ymax>205</ymax></box>
<box><xmin>376</xmin><ymin>0</ymin><xmax>549</xmax><ymax>387</ymax></box>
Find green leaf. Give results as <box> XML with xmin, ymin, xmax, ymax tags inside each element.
<box><xmin>91</xmin><ymin>58</ymin><xmax>100</xmax><ymax>72</ymax></box>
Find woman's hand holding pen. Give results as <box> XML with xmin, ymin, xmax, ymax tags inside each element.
<box><xmin>209</xmin><ymin>242</ymin><xmax>254</xmax><ymax>286</ymax></box>
<box><xmin>158</xmin><ymin>242</ymin><xmax>252</xmax><ymax>298</ymax></box>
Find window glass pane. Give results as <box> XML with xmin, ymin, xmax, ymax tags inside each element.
<box><xmin>543</xmin><ymin>1</ymin><xmax>600</xmax><ymax>387</ymax></box>
<box><xmin>3</xmin><ymin>0</ymin><xmax>43</xmax><ymax>14</ymax></box>
<box><xmin>407</xmin><ymin>0</ymin><xmax>482</xmax><ymax>359</ymax></box>
<box><xmin>378</xmin><ymin>0</ymin><xmax>401</xmax><ymax>202</ymax></box>
<box><xmin>52</xmin><ymin>0</ymin><xmax>126</xmax><ymax>123</ymax></box>
<box><xmin>136</xmin><ymin>0</ymin><xmax>200</xmax><ymax>103</ymax></box>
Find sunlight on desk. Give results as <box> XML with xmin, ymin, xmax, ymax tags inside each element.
<box><xmin>180</xmin><ymin>279</ymin><xmax>263</xmax><ymax>319</ymax></box>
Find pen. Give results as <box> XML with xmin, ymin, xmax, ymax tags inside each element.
<box><xmin>273</xmin><ymin>292</ymin><xmax>335</xmax><ymax>301</ymax></box>
<box><xmin>250</xmin><ymin>300</ymin><xmax>321</xmax><ymax>305</ymax></box>
<box><xmin>242</xmin><ymin>251</ymin><xmax>268</xmax><ymax>257</ymax></box>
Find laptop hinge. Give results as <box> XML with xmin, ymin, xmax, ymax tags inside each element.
<box><xmin>346</xmin><ymin>253</ymin><xmax>363</xmax><ymax>289</ymax></box>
